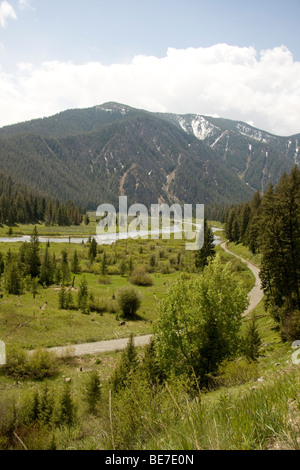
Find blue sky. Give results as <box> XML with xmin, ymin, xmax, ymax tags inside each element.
<box><xmin>0</xmin><ymin>0</ymin><xmax>300</xmax><ymax>135</ymax></box>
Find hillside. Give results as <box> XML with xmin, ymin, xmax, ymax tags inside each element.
<box><xmin>157</xmin><ymin>111</ymin><xmax>300</xmax><ymax>193</ymax></box>
<box><xmin>0</xmin><ymin>102</ymin><xmax>298</xmax><ymax>209</ymax></box>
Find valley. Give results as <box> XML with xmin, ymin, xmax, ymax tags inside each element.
<box><xmin>0</xmin><ymin>104</ymin><xmax>299</xmax><ymax>451</ymax></box>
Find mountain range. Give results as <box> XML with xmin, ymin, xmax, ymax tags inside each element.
<box><xmin>0</xmin><ymin>102</ymin><xmax>298</xmax><ymax>210</ymax></box>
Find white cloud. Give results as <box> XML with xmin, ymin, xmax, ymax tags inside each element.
<box><xmin>0</xmin><ymin>1</ymin><xmax>17</xmax><ymax>27</ymax></box>
<box><xmin>0</xmin><ymin>44</ymin><xmax>300</xmax><ymax>136</ymax></box>
<box><xmin>18</xmin><ymin>0</ymin><xmax>32</xmax><ymax>10</ymax></box>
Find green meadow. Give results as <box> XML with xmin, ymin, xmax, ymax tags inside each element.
<box><xmin>0</xmin><ymin>224</ymin><xmax>255</xmax><ymax>351</ymax></box>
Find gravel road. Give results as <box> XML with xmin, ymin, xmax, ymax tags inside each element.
<box><xmin>32</xmin><ymin>335</ymin><xmax>153</xmax><ymax>358</ymax></box>
<box><xmin>221</xmin><ymin>241</ymin><xmax>264</xmax><ymax>317</ymax></box>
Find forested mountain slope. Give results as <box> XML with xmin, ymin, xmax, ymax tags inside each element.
<box><xmin>0</xmin><ymin>102</ymin><xmax>298</xmax><ymax>209</ymax></box>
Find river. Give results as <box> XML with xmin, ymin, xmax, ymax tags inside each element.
<box><xmin>0</xmin><ymin>226</ymin><xmax>222</xmax><ymax>246</ymax></box>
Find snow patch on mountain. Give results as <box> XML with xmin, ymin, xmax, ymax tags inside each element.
<box><xmin>191</xmin><ymin>116</ymin><xmax>217</xmax><ymax>140</ymax></box>
<box><xmin>96</xmin><ymin>103</ymin><xmax>129</xmax><ymax>115</ymax></box>
<box><xmin>295</xmin><ymin>139</ymin><xmax>299</xmax><ymax>163</ymax></box>
<box><xmin>177</xmin><ymin>115</ymin><xmax>218</xmax><ymax>140</ymax></box>
<box><xmin>236</xmin><ymin>123</ymin><xmax>275</xmax><ymax>144</ymax></box>
<box><xmin>178</xmin><ymin>118</ymin><xmax>188</xmax><ymax>133</ymax></box>
<box><xmin>211</xmin><ymin>131</ymin><xmax>229</xmax><ymax>149</ymax></box>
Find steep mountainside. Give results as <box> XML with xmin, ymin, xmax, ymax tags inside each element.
<box><xmin>0</xmin><ymin>102</ymin><xmax>298</xmax><ymax>209</ymax></box>
<box><xmin>156</xmin><ymin>112</ymin><xmax>300</xmax><ymax>193</ymax></box>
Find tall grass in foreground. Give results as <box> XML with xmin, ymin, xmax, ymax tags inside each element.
<box><xmin>1</xmin><ymin>361</ymin><xmax>298</xmax><ymax>450</ymax></box>
<box><xmin>147</xmin><ymin>369</ymin><xmax>300</xmax><ymax>450</ymax></box>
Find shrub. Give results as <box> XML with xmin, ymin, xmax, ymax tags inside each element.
<box><xmin>3</xmin><ymin>346</ymin><xmax>57</xmax><ymax>379</ymax></box>
<box><xmin>107</xmin><ymin>265</ymin><xmax>121</xmax><ymax>275</ymax></box>
<box><xmin>117</xmin><ymin>287</ymin><xmax>141</xmax><ymax>318</ymax></box>
<box><xmin>130</xmin><ymin>266</ymin><xmax>153</xmax><ymax>286</ymax></box>
<box><xmin>27</xmin><ymin>349</ymin><xmax>57</xmax><ymax>379</ymax></box>
<box><xmin>216</xmin><ymin>358</ymin><xmax>259</xmax><ymax>387</ymax></box>
<box><xmin>89</xmin><ymin>299</ymin><xmax>111</xmax><ymax>314</ymax></box>
<box><xmin>3</xmin><ymin>345</ymin><xmax>28</xmax><ymax>378</ymax></box>
<box><xmin>159</xmin><ymin>261</ymin><xmax>171</xmax><ymax>274</ymax></box>
<box><xmin>98</xmin><ymin>275</ymin><xmax>111</xmax><ymax>285</ymax></box>
<box><xmin>230</xmin><ymin>257</ymin><xmax>247</xmax><ymax>273</ymax></box>
<box><xmin>149</xmin><ymin>254</ymin><xmax>157</xmax><ymax>269</ymax></box>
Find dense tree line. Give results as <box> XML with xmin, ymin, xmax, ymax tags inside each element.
<box><xmin>204</xmin><ymin>203</ymin><xmax>232</xmax><ymax>223</ymax></box>
<box><xmin>225</xmin><ymin>166</ymin><xmax>300</xmax><ymax>339</ymax></box>
<box><xmin>1</xmin><ymin>228</ymin><xmax>79</xmax><ymax>295</ymax></box>
<box><xmin>0</xmin><ymin>172</ymin><xmax>83</xmax><ymax>226</ymax></box>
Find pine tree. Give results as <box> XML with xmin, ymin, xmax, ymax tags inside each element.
<box><xmin>140</xmin><ymin>339</ymin><xmax>165</xmax><ymax>387</ymax></box>
<box><xmin>84</xmin><ymin>371</ymin><xmax>101</xmax><ymax>414</ymax></box>
<box><xmin>89</xmin><ymin>238</ymin><xmax>97</xmax><ymax>262</ymax></box>
<box><xmin>0</xmin><ymin>253</ymin><xmax>4</xmax><ymax>276</ymax></box>
<box><xmin>58</xmin><ymin>284</ymin><xmax>66</xmax><ymax>309</ymax></box>
<box><xmin>29</xmin><ymin>390</ymin><xmax>40</xmax><ymax>422</ymax></box>
<box><xmin>120</xmin><ymin>259</ymin><xmax>127</xmax><ymax>276</ymax></box>
<box><xmin>245</xmin><ymin>213</ymin><xmax>260</xmax><ymax>254</ymax></box>
<box><xmin>101</xmin><ymin>251</ymin><xmax>107</xmax><ymax>275</ymax></box>
<box><xmin>40</xmin><ymin>246</ymin><xmax>53</xmax><ymax>286</ymax></box>
<box><xmin>4</xmin><ymin>258</ymin><xmax>22</xmax><ymax>295</ymax></box>
<box><xmin>238</xmin><ymin>203</ymin><xmax>251</xmax><ymax>244</ymax></box>
<box><xmin>195</xmin><ymin>219</ymin><xmax>215</xmax><ymax>270</ymax></box>
<box><xmin>259</xmin><ymin>171</ymin><xmax>300</xmax><ymax>314</ymax></box>
<box><xmin>128</xmin><ymin>256</ymin><xmax>133</xmax><ymax>275</ymax></box>
<box><xmin>243</xmin><ymin>317</ymin><xmax>262</xmax><ymax>362</ymax></box>
<box><xmin>39</xmin><ymin>385</ymin><xmax>54</xmax><ymax>426</ymax></box>
<box><xmin>78</xmin><ymin>277</ymin><xmax>89</xmax><ymax>314</ymax></box>
<box><xmin>61</xmin><ymin>250</ymin><xmax>71</xmax><ymax>285</ymax></box>
<box><xmin>276</xmin><ymin>167</ymin><xmax>300</xmax><ymax>309</ymax></box>
<box><xmin>51</xmin><ymin>253</ymin><xmax>57</xmax><ymax>276</ymax></box>
<box><xmin>31</xmin><ymin>277</ymin><xmax>38</xmax><ymax>299</ymax></box>
<box><xmin>55</xmin><ymin>268</ymin><xmax>62</xmax><ymax>285</ymax></box>
<box><xmin>57</xmin><ymin>382</ymin><xmax>76</xmax><ymax>429</ymax></box>
<box><xmin>225</xmin><ymin>207</ymin><xmax>236</xmax><ymax>242</ymax></box>
<box><xmin>24</xmin><ymin>227</ymin><xmax>41</xmax><ymax>278</ymax></box>
<box><xmin>65</xmin><ymin>290</ymin><xmax>74</xmax><ymax>310</ymax></box>
<box><xmin>71</xmin><ymin>250</ymin><xmax>79</xmax><ymax>274</ymax></box>
<box><xmin>251</xmin><ymin>190</ymin><xmax>262</xmax><ymax>211</ymax></box>
<box><xmin>111</xmin><ymin>334</ymin><xmax>138</xmax><ymax>393</ymax></box>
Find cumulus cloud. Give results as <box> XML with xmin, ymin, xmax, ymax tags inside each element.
<box><xmin>0</xmin><ymin>44</ymin><xmax>300</xmax><ymax>136</ymax></box>
<box><xmin>0</xmin><ymin>1</ymin><xmax>17</xmax><ymax>27</ymax></box>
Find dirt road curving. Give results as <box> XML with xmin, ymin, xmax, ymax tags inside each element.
<box><xmin>221</xmin><ymin>241</ymin><xmax>264</xmax><ymax>317</ymax></box>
